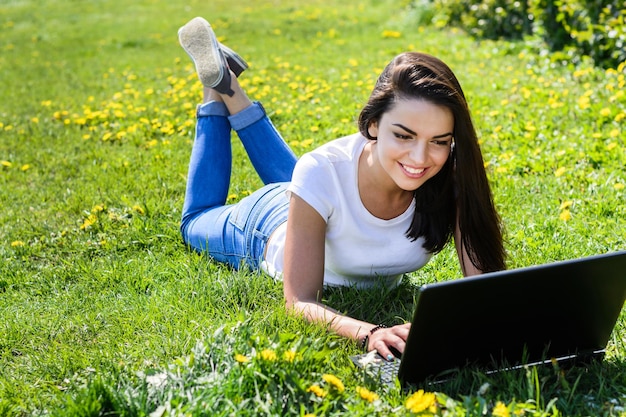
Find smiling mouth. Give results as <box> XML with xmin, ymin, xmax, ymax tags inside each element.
<box><xmin>400</xmin><ymin>163</ymin><xmax>426</xmax><ymax>175</ymax></box>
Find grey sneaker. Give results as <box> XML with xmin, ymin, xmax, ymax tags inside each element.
<box><xmin>178</xmin><ymin>17</ymin><xmax>235</xmax><ymax>96</ymax></box>
<box><xmin>221</xmin><ymin>43</ymin><xmax>248</xmax><ymax>78</ymax></box>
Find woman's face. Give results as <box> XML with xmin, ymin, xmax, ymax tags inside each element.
<box><xmin>368</xmin><ymin>98</ymin><xmax>454</xmax><ymax>192</ymax></box>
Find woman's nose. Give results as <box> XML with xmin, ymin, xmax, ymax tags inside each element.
<box><xmin>408</xmin><ymin>141</ymin><xmax>428</xmax><ymax>164</ymax></box>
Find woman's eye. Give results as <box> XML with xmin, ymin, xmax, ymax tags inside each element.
<box><xmin>433</xmin><ymin>140</ymin><xmax>451</xmax><ymax>146</ymax></box>
<box><xmin>394</xmin><ymin>133</ymin><xmax>411</xmax><ymax>140</ymax></box>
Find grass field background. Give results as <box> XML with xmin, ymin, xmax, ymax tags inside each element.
<box><xmin>1</xmin><ymin>0</ymin><xmax>625</xmax><ymax>415</ymax></box>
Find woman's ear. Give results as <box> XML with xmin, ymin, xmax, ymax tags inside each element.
<box><xmin>367</xmin><ymin>121</ymin><xmax>379</xmax><ymax>139</ymax></box>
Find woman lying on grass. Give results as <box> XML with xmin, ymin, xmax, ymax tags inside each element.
<box><xmin>177</xmin><ymin>17</ymin><xmax>505</xmax><ymax>361</ymax></box>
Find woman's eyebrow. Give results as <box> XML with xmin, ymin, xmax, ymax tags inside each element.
<box><xmin>392</xmin><ymin>123</ymin><xmax>453</xmax><ymax>139</ymax></box>
<box><xmin>392</xmin><ymin>123</ymin><xmax>417</xmax><ymax>135</ymax></box>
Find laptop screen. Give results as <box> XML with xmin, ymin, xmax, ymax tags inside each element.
<box><xmin>398</xmin><ymin>251</ymin><xmax>626</xmax><ymax>386</ymax></box>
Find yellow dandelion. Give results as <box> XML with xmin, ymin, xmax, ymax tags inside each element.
<box><xmin>607</xmin><ymin>142</ymin><xmax>618</xmax><ymax>151</ymax></box>
<box><xmin>301</xmin><ymin>138</ymin><xmax>314</xmax><ymax>148</ymax></box>
<box><xmin>132</xmin><ymin>205</ymin><xmax>145</xmax><ymax>215</ymax></box>
<box><xmin>614</xmin><ymin>183</ymin><xmax>625</xmax><ymax>191</ymax></box>
<box><xmin>20</xmin><ymin>164</ymin><xmax>30</xmax><ymax>171</ymax></box>
<box><xmin>307</xmin><ymin>384</ymin><xmax>326</xmax><ymax>398</ymax></box>
<box><xmin>92</xmin><ymin>204</ymin><xmax>105</xmax><ymax>213</ymax></box>
<box><xmin>493</xmin><ymin>401</ymin><xmax>510</xmax><ymax>417</ymax></box>
<box><xmin>80</xmin><ymin>214</ymin><xmax>98</xmax><ymax>230</ymax></box>
<box><xmin>11</xmin><ymin>240</ymin><xmax>25</xmax><ymax>247</ymax></box>
<box><xmin>555</xmin><ymin>167</ymin><xmax>567</xmax><ymax>177</ymax></box>
<box><xmin>303</xmin><ymin>414</ymin><xmax>316</xmax><ymax>417</ymax></box>
<box><xmin>322</xmin><ymin>374</ymin><xmax>345</xmax><ymax>393</ymax></box>
<box><xmin>577</xmin><ymin>95</ymin><xmax>590</xmax><ymax>110</ymax></box>
<box><xmin>356</xmin><ymin>386</ymin><xmax>379</xmax><ymax>403</ymax></box>
<box><xmin>600</xmin><ymin>108</ymin><xmax>612</xmax><ymax>117</ymax></box>
<box><xmin>1</xmin><ymin>160</ymin><xmax>12</xmax><ymax>168</ymax></box>
<box><xmin>559</xmin><ymin>209</ymin><xmax>572</xmax><ymax>221</ymax></box>
<box><xmin>559</xmin><ymin>200</ymin><xmax>573</xmax><ymax>210</ymax></box>
<box><xmin>283</xmin><ymin>350</ymin><xmax>296</xmax><ymax>362</ymax></box>
<box><xmin>382</xmin><ymin>29</ymin><xmax>402</xmax><ymax>38</ymax></box>
<box><xmin>405</xmin><ymin>389</ymin><xmax>437</xmax><ymax>414</ymax></box>
<box><xmin>234</xmin><ymin>354</ymin><xmax>250</xmax><ymax>363</ymax></box>
<box><xmin>259</xmin><ymin>349</ymin><xmax>277</xmax><ymax>362</ymax></box>
<box><xmin>31</xmin><ymin>117</ymin><xmax>39</xmax><ymax>124</ymax></box>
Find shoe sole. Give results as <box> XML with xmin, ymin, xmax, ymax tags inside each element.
<box><xmin>178</xmin><ymin>17</ymin><xmax>227</xmax><ymax>90</ymax></box>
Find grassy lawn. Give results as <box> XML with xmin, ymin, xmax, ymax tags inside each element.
<box><xmin>1</xmin><ymin>0</ymin><xmax>624</xmax><ymax>415</ymax></box>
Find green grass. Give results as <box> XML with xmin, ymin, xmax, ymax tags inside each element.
<box><xmin>1</xmin><ymin>0</ymin><xmax>625</xmax><ymax>415</ymax></box>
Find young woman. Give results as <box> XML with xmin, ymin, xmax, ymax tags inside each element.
<box><xmin>178</xmin><ymin>17</ymin><xmax>506</xmax><ymax>361</ymax></box>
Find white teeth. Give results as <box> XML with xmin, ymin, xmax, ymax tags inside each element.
<box><xmin>402</xmin><ymin>165</ymin><xmax>425</xmax><ymax>175</ymax></box>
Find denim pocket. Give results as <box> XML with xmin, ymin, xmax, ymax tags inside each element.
<box><xmin>228</xmin><ymin>183</ymin><xmax>284</xmax><ymax>231</ymax></box>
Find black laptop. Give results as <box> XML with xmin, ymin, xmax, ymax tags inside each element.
<box><xmin>353</xmin><ymin>250</ymin><xmax>626</xmax><ymax>386</ymax></box>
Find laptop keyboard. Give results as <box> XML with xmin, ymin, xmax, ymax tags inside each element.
<box><xmin>351</xmin><ymin>351</ymin><xmax>401</xmax><ymax>385</ymax></box>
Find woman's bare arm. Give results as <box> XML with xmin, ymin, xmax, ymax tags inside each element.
<box><xmin>282</xmin><ymin>193</ymin><xmax>408</xmax><ymax>358</ymax></box>
<box><xmin>454</xmin><ymin>218</ymin><xmax>482</xmax><ymax>277</ymax></box>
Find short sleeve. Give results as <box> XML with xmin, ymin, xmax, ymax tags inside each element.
<box><xmin>287</xmin><ymin>152</ymin><xmax>337</xmax><ymax>221</ymax></box>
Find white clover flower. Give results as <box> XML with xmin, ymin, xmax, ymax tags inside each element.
<box><xmin>357</xmin><ymin>350</ymin><xmax>381</xmax><ymax>367</ymax></box>
<box><xmin>145</xmin><ymin>372</ymin><xmax>168</xmax><ymax>388</ymax></box>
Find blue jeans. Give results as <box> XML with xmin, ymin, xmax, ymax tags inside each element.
<box><xmin>180</xmin><ymin>101</ymin><xmax>297</xmax><ymax>270</ymax></box>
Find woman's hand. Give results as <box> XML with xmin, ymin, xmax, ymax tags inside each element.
<box><xmin>365</xmin><ymin>323</ymin><xmax>411</xmax><ymax>360</ymax></box>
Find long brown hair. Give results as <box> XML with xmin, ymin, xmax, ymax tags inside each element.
<box><xmin>358</xmin><ymin>52</ymin><xmax>506</xmax><ymax>273</ymax></box>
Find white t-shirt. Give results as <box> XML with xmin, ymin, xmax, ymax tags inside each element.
<box><xmin>260</xmin><ymin>133</ymin><xmax>432</xmax><ymax>288</ymax></box>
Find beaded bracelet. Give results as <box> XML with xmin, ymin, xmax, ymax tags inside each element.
<box><xmin>360</xmin><ymin>324</ymin><xmax>387</xmax><ymax>351</ymax></box>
